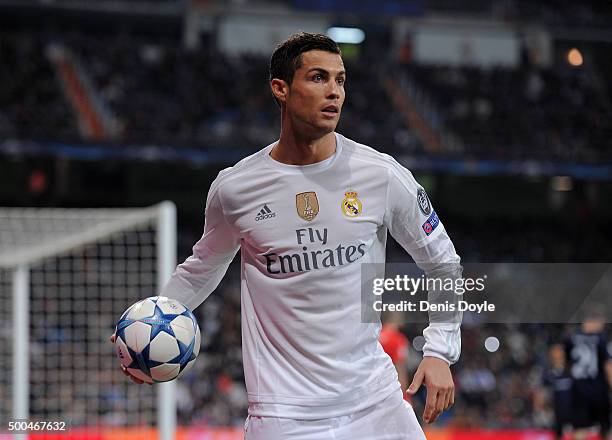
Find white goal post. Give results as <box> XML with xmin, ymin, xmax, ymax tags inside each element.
<box><xmin>0</xmin><ymin>202</ymin><xmax>177</xmax><ymax>440</ymax></box>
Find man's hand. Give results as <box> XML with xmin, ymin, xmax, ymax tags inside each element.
<box><xmin>109</xmin><ymin>333</ymin><xmax>149</xmax><ymax>385</ymax></box>
<box><xmin>407</xmin><ymin>356</ymin><xmax>454</xmax><ymax>424</ymax></box>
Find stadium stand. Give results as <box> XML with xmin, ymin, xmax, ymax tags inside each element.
<box><xmin>4</xmin><ymin>27</ymin><xmax>611</xmax><ymax>162</ymax></box>
<box><xmin>0</xmin><ymin>32</ymin><xmax>79</xmax><ymax>142</ymax></box>
<box><xmin>398</xmin><ymin>63</ymin><xmax>612</xmax><ymax>162</ymax></box>
<box><xmin>68</xmin><ymin>31</ymin><xmax>413</xmax><ymax>153</ymax></box>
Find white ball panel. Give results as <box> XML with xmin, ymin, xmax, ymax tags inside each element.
<box><xmin>127</xmin><ymin>368</ymin><xmax>154</xmax><ymax>384</ymax></box>
<box><xmin>127</xmin><ymin>299</ymin><xmax>156</xmax><ymax>320</ymax></box>
<box><xmin>194</xmin><ymin>325</ymin><xmax>201</xmax><ymax>357</ymax></box>
<box><xmin>156</xmin><ymin>298</ymin><xmax>186</xmax><ymax>315</ymax></box>
<box><xmin>150</xmin><ymin>363</ymin><xmax>180</xmax><ymax>382</ymax></box>
<box><xmin>170</xmin><ymin>315</ymin><xmax>195</xmax><ymax>346</ymax></box>
<box><xmin>115</xmin><ymin>336</ymin><xmax>133</xmax><ymax>368</ymax></box>
<box><xmin>124</xmin><ymin>321</ymin><xmax>152</xmax><ymax>353</ymax></box>
<box><xmin>149</xmin><ymin>331</ymin><xmax>180</xmax><ymax>363</ymax></box>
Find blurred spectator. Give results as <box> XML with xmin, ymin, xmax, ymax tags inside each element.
<box><xmin>380</xmin><ymin>312</ymin><xmax>410</xmax><ymax>399</ymax></box>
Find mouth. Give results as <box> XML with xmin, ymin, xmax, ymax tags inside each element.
<box><xmin>321</xmin><ymin>105</ymin><xmax>339</xmax><ymax>116</ymax></box>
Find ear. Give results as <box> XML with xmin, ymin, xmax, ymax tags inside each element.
<box><xmin>270</xmin><ymin>79</ymin><xmax>289</xmax><ymax>104</ymax></box>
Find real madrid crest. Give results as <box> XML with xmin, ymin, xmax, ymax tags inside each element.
<box><xmin>296</xmin><ymin>191</ymin><xmax>319</xmax><ymax>221</ymax></box>
<box><xmin>341</xmin><ymin>190</ymin><xmax>362</xmax><ymax>217</ymax></box>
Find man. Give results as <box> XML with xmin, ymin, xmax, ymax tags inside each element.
<box><xmin>113</xmin><ymin>32</ymin><xmax>461</xmax><ymax>439</ymax></box>
<box><xmin>542</xmin><ymin>344</ymin><xmax>573</xmax><ymax>439</ymax></box>
<box><xmin>380</xmin><ymin>312</ymin><xmax>410</xmax><ymax>400</ymax></box>
<box><xmin>565</xmin><ymin>312</ymin><xmax>612</xmax><ymax>440</ymax></box>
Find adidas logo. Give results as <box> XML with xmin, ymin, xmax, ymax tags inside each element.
<box><xmin>255</xmin><ymin>204</ymin><xmax>276</xmax><ymax>221</ymax></box>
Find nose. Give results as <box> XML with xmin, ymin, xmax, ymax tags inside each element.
<box><xmin>326</xmin><ymin>81</ymin><xmax>341</xmax><ymax>100</ymax></box>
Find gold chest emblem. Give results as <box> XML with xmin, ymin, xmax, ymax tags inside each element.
<box><xmin>296</xmin><ymin>191</ymin><xmax>319</xmax><ymax>221</ymax></box>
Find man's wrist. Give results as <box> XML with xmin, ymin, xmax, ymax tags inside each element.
<box><xmin>422</xmin><ymin>352</ymin><xmax>452</xmax><ymax>365</ymax></box>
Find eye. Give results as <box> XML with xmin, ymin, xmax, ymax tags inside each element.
<box><xmin>337</xmin><ymin>77</ymin><xmax>346</xmax><ymax>86</ymax></box>
<box><xmin>313</xmin><ymin>74</ymin><xmax>323</xmax><ymax>82</ymax></box>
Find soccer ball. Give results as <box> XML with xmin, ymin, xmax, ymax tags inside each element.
<box><xmin>114</xmin><ymin>296</ymin><xmax>201</xmax><ymax>384</ymax></box>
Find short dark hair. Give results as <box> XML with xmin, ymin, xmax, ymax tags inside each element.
<box><xmin>269</xmin><ymin>32</ymin><xmax>341</xmax><ymax>85</ymax></box>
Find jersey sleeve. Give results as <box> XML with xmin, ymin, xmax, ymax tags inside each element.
<box><xmin>160</xmin><ymin>177</ymin><xmax>240</xmax><ymax>310</ymax></box>
<box><xmin>383</xmin><ymin>159</ymin><xmax>462</xmax><ymax>365</ymax></box>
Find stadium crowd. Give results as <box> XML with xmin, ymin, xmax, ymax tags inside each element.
<box><xmin>399</xmin><ymin>63</ymin><xmax>612</xmax><ymax>162</ymax></box>
<box><xmin>0</xmin><ymin>32</ymin><xmax>78</xmax><ymax>142</ymax></box>
<box><xmin>3</xmin><ymin>28</ymin><xmax>611</xmax><ymax>162</ymax></box>
<box><xmin>1</xmin><ymin>30</ymin><xmax>413</xmax><ymax>154</ymax></box>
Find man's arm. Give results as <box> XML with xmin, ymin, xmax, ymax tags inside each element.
<box><xmin>383</xmin><ymin>160</ymin><xmax>462</xmax><ymax>423</ymax></box>
<box><xmin>160</xmin><ymin>183</ymin><xmax>240</xmax><ymax>309</ymax></box>
<box><xmin>111</xmin><ymin>176</ymin><xmax>240</xmax><ymax>383</ymax></box>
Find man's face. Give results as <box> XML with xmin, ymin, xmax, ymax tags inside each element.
<box><xmin>549</xmin><ymin>345</ymin><xmax>564</xmax><ymax>367</ymax></box>
<box><xmin>277</xmin><ymin>50</ymin><xmax>346</xmax><ymax>137</ymax></box>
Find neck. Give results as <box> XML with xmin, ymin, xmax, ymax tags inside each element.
<box><xmin>271</xmin><ymin>129</ymin><xmax>337</xmax><ymax>166</ymax></box>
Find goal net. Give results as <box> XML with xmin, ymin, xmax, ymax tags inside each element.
<box><xmin>0</xmin><ymin>202</ymin><xmax>177</xmax><ymax>439</ymax></box>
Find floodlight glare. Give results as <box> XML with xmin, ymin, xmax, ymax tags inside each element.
<box><xmin>327</xmin><ymin>27</ymin><xmax>366</xmax><ymax>44</ymax></box>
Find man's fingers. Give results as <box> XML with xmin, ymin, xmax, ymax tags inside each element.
<box><xmin>423</xmin><ymin>387</ymin><xmax>440</xmax><ymax>423</ymax></box>
<box><xmin>113</xmin><ymin>334</ymin><xmax>147</xmax><ymax>385</ymax></box>
<box><xmin>407</xmin><ymin>367</ymin><xmax>424</xmax><ymax>395</ymax></box>
<box><xmin>120</xmin><ymin>365</ymin><xmax>130</xmax><ymax>377</ymax></box>
<box><xmin>414</xmin><ymin>357</ymin><xmax>455</xmax><ymax>423</ymax></box>
<box><xmin>120</xmin><ymin>364</ymin><xmax>144</xmax><ymax>384</ymax></box>
<box><xmin>425</xmin><ymin>384</ymin><xmax>455</xmax><ymax>423</ymax></box>
<box><xmin>435</xmin><ymin>388</ymin><xmax>446</xmax><ymax>414</ymax></box>
<box><xmin>126</xmin><ymin>370</ymin><xmax>144</xmax><ymax>384</ymax></box>
<box><xmin>130</xmin><ymin>376</ymin><xmax>145</xmax><ymax>385</ymax></box>
<box><xmin>125</xmin><ymin>369</ymin><xmax>144</xmax><ymax>384</ymax></box>
<box><xmin>426</xmin><ymin>386</ymin><xmax>454</xmax><ymax>423</ymax></box>
<box><xmin>445</xmin><ymin>387</ymin><xmax>454</xmax><ymax>410</ymax></box>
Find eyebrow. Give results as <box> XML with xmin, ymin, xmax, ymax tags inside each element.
<box><xmin>306</xmin><ymin>67</ymin><xmax>346</xmax><ymax>76</ymax></box>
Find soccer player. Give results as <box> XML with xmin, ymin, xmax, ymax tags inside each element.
<box><xmin>565</xmin><ymin>311</ymin><xmax>612</xmax><ymax>440</ymax></box>
<box><xmin>113</xmin><ymin>32</ymin><xmax>462</xmax><ymax>439</ymax></box>
<box><xmin>380</xmin><ymin>312</ymin><xmax>411</xmax><ymax>400</ymax></box>
<box><xmin>542</xmin><ymin>344</ymin><xmax>573</xmax><ymax>439</ymax></box>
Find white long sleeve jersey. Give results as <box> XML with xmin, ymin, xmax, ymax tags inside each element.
<box><xmin>162</xmin><ymin>132</ymin><xmax>461</xmax><ymax>419</ymax></box>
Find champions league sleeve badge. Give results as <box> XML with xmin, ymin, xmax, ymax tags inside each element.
<box><xmin>341</xmin><ymin>190</ymin><xmax>362</xmax><ymax>217</ymax></box>
<box><xmin>422</xmin><ymin>211</ymin><xmax>440</xmax><ymax>236</ymax></box>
